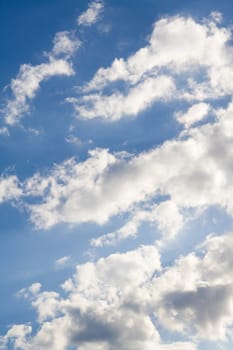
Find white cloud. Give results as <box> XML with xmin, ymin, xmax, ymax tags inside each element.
<box><xmin>3</xmin><ymin>10</ymin><xmax>233</xmax><ymax>350</ymax></box>
<box><xmin>65</xmin><ymin>134</ymin><xmax>83</xmax><ymax>145</ymax></box>
<box><xmin>68</xmin><ymin>75</ymin><xmax>175</xmax><ymax>120</ymax></box>
<box><xmin>4</xmin><ymin>58</ymin><xmax>74</xmax><ymax>125</ymax></box>
<box><xmin>175</xmin><ymin>103</ymin><xmax>210</xmax><ymax>128</ymax></box>
<box><xmin>3</xmin><ymin>25</ymin><xmax>81</xmax><ymax>126</ymax></box>
<box><xmin>210</xmin><ymin>11</ymin><xmax>223</xmax><ymax>23</ymax></box>
<box><xmin>70</xmin><ymin>14</ymin><xmax>233</xmax><ymax>121</ymax></box>
<box><xmin>0</xmin><ymin>245</ymin><xmax>198</xmax><ymax>349</ymax></box>
<box><xmin>17</xmin><ymin>283</ymin><xmax>42</xmax><ymax>299</ymax></box>
<box><xmin>0</xmin><ymin>127</ymin><xmax>9</xmax><ymax>136</ymax></box>
<box><xmin>2</xmin><ymin>97</ymin><xmax>226</xmax><ymax>231</ymax></box>
<box><xmin>0</xmin><ymin>325</ymin><xmax>32</xmax><ymax>350</ymax></box>
<box><xmin>91</xmin><ymin>200</ymin><xmax>184</xmax><ymax>247</ymax></box>
<box><xmin>0</xmin><ymin>175</ymin><xmax>22</xmax><ymax>203</ymax></box>
<box><xmin>152</xmin><ymin>232</ymin><xmax>233</xmax><ymax>340</ymax></box>
<box><xmin>84</xmin><ymin>15</ymin><xmax>231</xmax><ymax>91</ymax></box>
<box><xmin>77</xmin><ymin>1</ymin><xmax>104</xmax><ymax>27</ymax></box>
<box><xmin>55</xmin><ymin>256</ymin><xmax>71</xmax><ymax>268</ymax></box>
<box><xmin>6</xmin><ymin>230</ymin><xmax>233</xmax><ymax>348</ymax></box>
<box><xmin>0</xmin><ymin>95</ymin><xmax>231</xmax><ymax>231</ymax></box>
<box><xmin>51</xmin><ymin>31</ymin><xmax>81</xmax><ymax>58</ymax></box>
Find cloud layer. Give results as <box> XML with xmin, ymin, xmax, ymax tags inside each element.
<box><xmin>3</xmin><ymin>232</ymin><xmax>233</xmax><ymax>349</ymax></box>
<box><xmin>1</xmin><ymin>96</ymin><xmax>231</xmax><ymax>234</ymax></box>
<box><xmin>69</xmin><ymin>14</ymin><xmax>233</xmax><ymax>121</ymax></box>
<box><xmin>2</xmin><ymin>11</ymin><xmax>233</xmax><ymax>350</ymax></box>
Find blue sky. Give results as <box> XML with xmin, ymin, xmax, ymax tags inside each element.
<box><xmin>1</xmin><ymin>0</ymin><xmax>233</xmax><ymax>349</ymax></box>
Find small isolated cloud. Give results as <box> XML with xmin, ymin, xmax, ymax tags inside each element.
<box><xmin>0</xmin><ymin>127</ymin><xmax>9</xmax><ymax>136</ymax></box>
<box><xmin>77</xmin><ymin>1</ymin><xmax>104</xmax><ymax>27</ymax></box>
<box><xmin>65</xmin><ymin>134</ymin><xmax>82</xmax><ymax>146</ymax></box>
<box><xmin>55</xmin><ymin>256</ymin><xmax>71</xmax><ymax>268</ymax></box>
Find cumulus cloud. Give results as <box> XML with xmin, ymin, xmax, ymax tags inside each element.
<box><xmin>3</xmin><ymin>10</ymin><xmax>233</xmax><ymax>350</ymax></box>
<box><xmin>77</xmin><ymin>1</ymin><xmax>104</xmax><ymax>27</ymax></box>
<box><xmin>5</xmin><ymin>231</ymin><xmax>233</xmax><ymax>348</ymax></box>
<box><xmin>0</xmin><ymin>95</ymin><xmax>233</xmax><ymax>232</ymax></box>
<box><xmin>84</xmin><ymin>15</ymin><xmax>231</xmax><ymax>89</ymax></box>
<box><xmin>0</xmin><ymin>97</ymin><xmax>221</xmax><ymax>230</ymax></box>
<box><xmin>0</xmin><ymin>245</ymin><xmax>197</xmax><ymax>349</ymax></box>
<box><xmin>153</xmin><ymin>232</ymin><xmax>233</xmax><ymax>340</ymax></box>
<box><xmin>68</xmin><ymin>14</ymin><xmax>233</xmax><ymax>121</ymax></box>
<box><xmin>67</xmin><ymin>75</ymin><xmax>175</xmax><ymax>120</ymax></box>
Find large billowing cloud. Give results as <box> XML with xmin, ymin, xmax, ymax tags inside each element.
<box><xmin>153</xmin><ymin>232</ymin><xmax>233</xmax><ymax>340</ymax></box>
<box><xmin>0</xmin><ymin>245</ymin><xmax>197</xmax><ymax>349</ymax></box>
<box><xmin>3</xmin><ymin>232</ymin><xmax>233</xmax><ymax>349</ymax></box>
<box><xmin>0</xmin><ymin>95</ymin><xmax>232</xmax><ymax>234</ymax></box>
<box><xmin>1</xmin><ymin>98</ymin><xmax>226</xmax><ymax>232</ymax></box>
<box><xmin>69</xmin><ymin>14</ymin><xmax>233</xmax><ymax>121</ymax></box>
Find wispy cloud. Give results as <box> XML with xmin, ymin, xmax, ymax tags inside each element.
<box><xmin>2</xmin><ymin>28</ymin><xmax>81</xmax><ymax>126</ymax></box>
<box><xmin>4</xmin><ymin>59</ymin><xmax>74</xmax><ymax>125</ymax></box>
<box><xmin>55</xmin><ymin>255</ymin><xmax>71</xmax><ymax>268</ymax></box>
<box><xmin>77</xmin><ymin>0</ymin><xmax>104</xmax><ymax>27</ymax></box>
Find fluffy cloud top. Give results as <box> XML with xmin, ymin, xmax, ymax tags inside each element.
<box><xmin>68</xmin><ymin>75</ymin><xmax>175</xmax><ymax>120</ymax></box>
<box><xmin>0</xmin><ymin>98</ymin><xmax>224</xmax><ymax>231</ymax></box>
<box><xmin>0</xmin><ymin>244</ymin><xmax>198</xmax><ymax>349</ymax></box>
<box><xmin>68</xmin><ymin>14</ymin><xmax>233</xmax><ymax>121</ymax></box>
<box><xmin>0</xmin><ymin>96</ymin><xmax>233</xmax><ymax>233</ymax></box>
<box><xmin>4</xmin><ymin>231</ymin><xmax>233</xmax><ymax>349</ymax></box>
